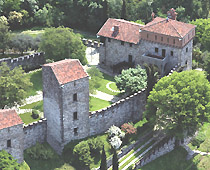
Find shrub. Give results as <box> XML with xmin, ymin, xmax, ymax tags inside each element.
<box><xmin>26</xmin><ymin>142</ymin><xmax>54</xmax><ymax>160</ymax></box>
<box><xmin>0</xmin><ymin>150</ymin><xmax>20</xmax><ymax>169</ymax></box>
<box><xmin>121</xmin><ymin>123</ymin><xmax>137</xmax><ymax>135</ymax></box>
<box><xmin>191</xmin><ymin>132</ymin><xmax>206</xmax><ymax>148</ymax></box>
<box><xmin>107</xmin><ymin>125</ymin><xmax>125</xmax><ymax>139</ymax></box>
<box><xmin>32</xmin><ymin>109</ymin><xmax>39</xmax><ymax>119</ymax></box>
<box><xmin>87</xmin><ymin>137</ymin><xmax>103</xmax><ymax>155</ymax></box>
<box><xmin>199</xmin><ymin>138</ymin><xmax>210</xmax><ymax>152</ymax></box>
<box><xmin>109</xmin><ymin>136</ymin><xmax>122</xmax><ymax>150</ymax></box>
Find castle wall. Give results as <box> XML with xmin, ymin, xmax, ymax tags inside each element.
<box><xmin>89</xmin><ymin>89</ymin><xmax>146</xmax><ymax>136</ymax></box>
<box><xmin>0</xmin><ymin>124</ymin><xmax>24</xmax><ymax>163</ymax></box>
<box><xmin>0</xmin><ymin>52</ymin><xmax>45</xmax><ymax>71</ymax></box>
<box><xmin>62</xmin><ymin>77</ymin><xmax>90</xmax><ymax>145</ymax></box>
<box><xmin>23</xmin><ymin>118</ymin><xmax>47</xmax><ymax>150</ymax></box>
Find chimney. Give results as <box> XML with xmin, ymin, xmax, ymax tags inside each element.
<box><xmin>167</xmin><ymin>8</ymin><xmax>177</xmax><ymax>20</ymax></box>
<box><xmin>114</xmin><ymin>25</ymin><xmax>119</xmax><ymax>32</ymax></box>
<box><xmin>151</xmin><ymin>12</ymin><xmax>155</xmax><ymax>21</ymax></box>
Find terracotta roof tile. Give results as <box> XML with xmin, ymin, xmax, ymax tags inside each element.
<box><xmin>44</xmin><ymin>59</ymin><xmax>88</xmax><ymax>85</ymax></box>
<box><xmin>97</xmin><ymin>18</ymin><xmax>144</xmax><ymax>44</ymax></box>
<box><xmin>142</xmin><ymin>17</ymin><xmax>196</xmax><ymax>38</ymax></box>
<box><xmin>0</xmin><ymin>109</ymin><xmax>23</xmax><ymax>130</ymax></box>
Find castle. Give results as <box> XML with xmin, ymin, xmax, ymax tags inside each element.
<box><xmin>0</xmin><ymin>9</ymin><xmax>195</xmax><ymax>164</ymax></box>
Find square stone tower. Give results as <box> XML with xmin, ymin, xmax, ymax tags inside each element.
<box><xmin>0</xmin><ymin>109</ymin><xmax>24</xmax><ymax>163</ymax></box>
<box><xmin>42</xmin><ymin>59</ymin><xmax>89</xmax><ymax>154</ymax></box>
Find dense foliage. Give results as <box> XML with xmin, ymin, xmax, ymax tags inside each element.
<box><xmin>39</xmin><ymin>27</ymin><xmax>87</xmax><ymax>65</ymax></box>
<box><xmin>0</xmin><ymin>22</ymin><xmax>10</xmax><ymax>54</ymax></box>
<box><xmin>100</xmin><ymin>146</ymin><xmax>107</xmax><ymax>170</ymax></box>
<box><xmin>115</xmin><ymin>65</ymin><xmax>147</xmax><ymax>94</ymax></box>
<box><xmin>0</xmin><ymin>62</ymin><xmax>32</xmax><ymax>109</ymax></box>
<box><xmin>144</xmin><ymin>70</ymin><xmax>210</xmax><ymax>139</ymax></box>
<box><xmin>0</xmin><ymin>150</ymin><xmax>20</xmax><ymax>169</ymax></box>
<box><xmin>112</xmin><ymin>148</ymin><xmax>119</xmax><ymax>170</ymax></box>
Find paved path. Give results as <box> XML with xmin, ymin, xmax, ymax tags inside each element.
<box><xmin>23</xmin><ymin>91</ymin><xmax>43</xmax><ymax>106</ymax></box>
<box><xmin>106</xmin><ymin>82</ymin><xmax>124</xmax><ymax>93</ymax></box>
<box><xmin>86</xmin><ymin>47</ymin><xmax>99</xmax><ymax>66</ymax></box>
<box><xmin>90</xmin><ymin>90</ymin><xmax>120</xmax><ymax>103</ymax></box>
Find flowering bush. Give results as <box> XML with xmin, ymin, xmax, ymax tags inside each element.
<box><xmin>107</xmin><ymin>125</ymin><xmax>125</xmax><ymax>138</ymax></box>
<box><xmin>121</xmin><ymin>123</ymin><xmax>137</xmax><ymax>135</ymax></box>
<box><xmin>109</xmin><ymin>136</ymin><xmax>122</xmax><ymax>150</ymax></box>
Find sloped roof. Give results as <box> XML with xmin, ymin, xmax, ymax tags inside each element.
<box><xmin>141</xmin><ymin>17</ymin><xmax>196</xmax><ymax>38</ymax></box>
<box><xmin>97</xmin><ymin>18</ymin><xmax>144</xmax><ymax>44</ymax></box>
<box><xmin>0</xmin><ymin>109</ymin><xmax>23</xmax><ymax>130</ymax></box>
<box><xmin>44</xmin><ymin>59</ymin><xmax>88</xmax><ymax>85</ymax></box>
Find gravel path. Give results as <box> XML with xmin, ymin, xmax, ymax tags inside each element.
<box><xmin>106</xmin><ymin>82</ymin><xmax>124</xmax><ymax>93</ymax></box>
<box><xmin>23</xmin><ymin>91</ymin><xmax>43</xmax><ymax>106</ymax></box>
<box><xmin>86</xmin><ymin>47</ymin><xmax>99</xmax><ymax>66</ymax></box>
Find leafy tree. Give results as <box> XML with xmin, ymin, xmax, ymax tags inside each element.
<box><xmin>1</xmin><ymin>0</ymin><xmax>21</xmax><ymax>16</ymax></box>
<box><xmin>0</xmin><ymin>15</ymin><xmax>8</xmax><ymax>25</ymax></box>
<box><xmin>0</xmin><ymin>150</ymin><xmax>20</xmax><ymax>169</ymax></box>
<box><xmin>100</xmin><ymin>146</ymin><xmax>107</xmax><ymax>170</ymax></box>
<box><xmin>39</xmin><ymin>27</ymin><xmax>87</xmax><ymax>65</ymax></box>
<box><xmin>203</xmin><ymin>51</ymin><xmax>210</xmax><ymax>81</ymax></box>
<box><xmin>87</xmin><ymin>66</ymin><xmax>103</xmax><ymax>94</ymax></box>
<box><xmin>131</xmin><ymin>19</ymin><xmax>145</xmax><ymax>25</ymax></box>
<box><xmin>0</xmin><ymin>22</ymin><xmax>11</xmax><ymax>54</ymax></box>
<box><xmin>0</xmin><ymin>62</ymin><xmax>32</xmax><ymax>109</ymax></box>
<box><xmin>8</xmin><ymin>11</ymin><xmax>23</xmax><ymax>29</ymax></box>
<box><xmin>144</xmin><ymin>70</ymin><xmax>210</xmax><ymax>139</ymax></box>
<box><xmin>103</xmin><ymin>0</ymin><xmax>109</xmax><ymax>22</ymax></box>
<box><xmin>87</xmin><ymin>137</ymin><xmax>103</xmax><ymax>155</ymax></box>
<box><xmin>115</xmin><ymin>65</ymin><xmax>147</xmax><ymax>94</ymax></box>
<box><xmin>112</xmin><ymin>148</ymin><xmax>119</xmax><ymax>170</ymax></box>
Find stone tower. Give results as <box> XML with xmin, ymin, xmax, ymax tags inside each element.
<box><xmin>42</xmin><ymin>59</ymin><xmax>89</xmax><ymax>154</ymax></box>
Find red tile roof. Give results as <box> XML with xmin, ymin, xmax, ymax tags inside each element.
<box><xmin>0</xmin><ymin>109</ymin><xmax>23</xmax><ymax>130</ymax></box>
<box><xmin>97</xmin><ymin>18</ymin><xmax>144</xmax><ymax>44</ymax></box>
<box><xmin>141</xmin><ymin>17</ymin><xmax>196</xmax><ymax>38</ymax></box>
<box><xmin>44</xmin><ymin>59</ymin><xmax>88</xmax><ymax>85</ymax></box>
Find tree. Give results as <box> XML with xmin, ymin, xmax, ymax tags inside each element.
<box><xmin>0</xmin><ymin>22</ymin><xmax>11</xmax><ymax>54</ymax></box>
<box><xmin>0</xmin><ymin>150</ymin><xmax>20</xmax><ymax>169</ymax></box>
<box><xmin>121</xmin><ymin>0</ymin><xmax>127</xmax><ymax>19</ymax></box>
<box><xmin>87</xmin><ymin>66</ymin><xmax>103</xmax><ymax>94</ymax></box>
<box><xmin>100</xmin><ymin>146</ymin><xmax>107</xmax><ymax>170</ymax></box>
<box><xmin>103</xmin><ymin>0</ymin><xmax>109</xmax><ymax>22</ymax></box>
<box><xmin>202</xmin><ymin>51</ymin><xmax>210</xmax><ymax>81</ymax></box>
<box><xmin>39</xmin><ymin>27</ymin><xmax>87</xmax><ymax>65</ymax></box>
<box><xmin>112</xmin><ymin>148</ymin><xmax>119</xmax><ymax>170</ymax></box>
<box><xmin>144</xmin><ymin>70</ymin><xmax>210</xmax><ymax>139</ymax></box>
<box><xmin>8</xmin><ymin>11</ymin><xmax>23</xmax><ymax>29</ymax></box>
<box><xmin>115</xmin><ymin>65</ymin><xmax>147</xmax><ymax>94</ymax></box>
<box><xmin>0</xmin><ymin>62</ymin><xmax>32</xmax><ymax>109</ymax></box>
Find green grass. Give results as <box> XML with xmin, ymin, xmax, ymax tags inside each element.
<box><xmin>24</xmin><ymin>143</ymin><xmax>76</xmax><ymax>170</ymax></box>
<box><xmin>89</xmin><ymin>96</ymin><xmax>112</xmax><ymax>111</ymax></box>
<box><xmin>109</xmin><ymin>82</ymin><xmax>120</xmax><ymax>91</ymax></box>
<box><xmin>73</xmin><ymin>29</ymin><xmax>98</xmax><ymax>41</ymax></box>
<box><xmin>20</xmin><ymin>100</ymin><xmax>43</xmax><ymax>112</ymax></box>
<box><xmin>25</xmin><ymin>70</ymin><xmax>42</xmax><ymax>97</ymax></box>
<box><xmin>19</xmin><ymin>112</ymin><xmax>40</xmax><ymax>124</ymax></box>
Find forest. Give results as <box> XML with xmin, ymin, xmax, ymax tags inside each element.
<box><xmin>0</xmin><ymin>0</ymin><xmax>209</xmax><ymax>32</ymax></box>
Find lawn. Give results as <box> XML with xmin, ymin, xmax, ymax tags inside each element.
<box><xmin>25</xmin><ymin>69</ymin><xmax>42</xmax><ymax>97</ymax></box>
<box><xmin>19</xmin><ymin>112</ymin><xmax>40</xmax><ymax>124</ymax></box>
<box><xmin>89</xmin><ymin>96</ymin><xmax>112</xmax><ymax>111</ymax></box>
<box><xmin>20</xmin><ymin>100</ymin><xmax>43</xmax><ymax>112</ymax></box>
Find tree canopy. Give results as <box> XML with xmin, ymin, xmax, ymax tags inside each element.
<box><xmin>0</xmin><ymin>150</ymin><xmax>20</xmax><ymax>169</ymax></box>
<box><xmin>115</xmin><ymin>65</ymin><xmax>147</xmax><ymax>94</ymax></box>
<box><xmin>39</xmin><ymin>27</ymin><xmax>87</xmax><ymax>65</ymax></box>
<box><xmin>0</xmin><ymin>62</ymin><xmax>32</xmax><ymax>109</ymax></box>
<box><xmin>0</xmin><ymin>22</ymin><xmax>11</xmax><ymax>54</ymax></box>
<box><xmin>144</xmin><ymin>70</ymin><xmax>210</xmax><ymax>139</ymax></box>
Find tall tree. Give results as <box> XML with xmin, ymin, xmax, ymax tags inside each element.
<box><xmin>0</xmin><ymin>22</ymin><xmax>11</xmax><ymax>55</ymax></box>
<box><xmin>103</xmin><ymin>0</ymin><xmax>109</xmax><ymax>22</ymax></box>
<box><xmin>100</xmin><ymin>146</ymin><xmax>107</xmax><ymax>170</ymax></box>
<box><xmin>144</xmin><ymin>70</ymin><xmax>210</xmax><ymax>139</ymax></box>
<box><xmin>121</xmin><ymin>0</ymin><xmax>127</xmax><ymax>19</ymax></box>
<box><xmin>112</xmin><ymin>148</ymin><xmax>119</xmax><ymax>170</ymax></box>
<box><xmin>0</xmin><ymin>62</ymin><xmax>32</xmax><ymax>109</ymax></box>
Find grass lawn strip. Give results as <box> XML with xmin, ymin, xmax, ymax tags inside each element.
<box><xmin>19</xmin><ymin>112</ymin><xmax>40</xmax><ymax>124</ymax></box>
<box><xmin>89</xmin><ymin>96</ymin><xmax>112</xmax><ymax>111</ymax></box>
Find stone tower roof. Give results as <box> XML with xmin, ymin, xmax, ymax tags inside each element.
<box><xmin>43</xmin><ymin>59</ymin><xmax>88</xmax><ymax>85</ymax></box>
<box><xmin>141</xmin><ymin>17</ymin><xmax>196</xmax><ymax>38</ymax></box>
<box><xmin>97</xmin><ymin>18</ymin><xmax>144</xmax><ymax>44</ymax></box>
<box><xmin>0</xmin><ymin>109</ymin><xmax>23</xmax><ymax>130</ymax></box>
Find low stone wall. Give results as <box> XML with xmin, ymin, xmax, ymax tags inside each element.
<box><xmin>23</xmin><ymin>118</ymin><xmax>47</xmax><ymax>150</ymax></box>
<box><xmin>0</xmin><ymin>52</ymin><xmax>45</xmax><ymax>71</ymax></box>
<box><xmin>135</xmin><ymin>137</ymin><xmax>175</xmax><ymax>169</ymax></box>
<box><xmin>89</xmin><ymin>89</ymin><xmax>146</xmax><ymax>136</ymax></box>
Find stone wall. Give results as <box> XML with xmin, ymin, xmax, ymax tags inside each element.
<box><xmin>23</xmin><ymin>118</ymin><xmax>47</xmax><ymax>150</ymax></box>
<box><xmin>89</xmin><ymin>89</ymin><xmax>146</xmax><ymax>136</ymax></box>
<box><xmin>0</xmin><ymin>124</ymin><xmax>24</xmax><ymax>163</ymax></box>
<box><xmin>0</xmin><ymin>52</ymin><xmax>45</xmax><ymax>71</ymax></box>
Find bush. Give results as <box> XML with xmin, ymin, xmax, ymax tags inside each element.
<box><xmin>26</xmin><ymin>142</ymin><xmax>54</xmax><ymax>160</ymax></box>
<box><xmin>32</xmin><ymin>110</ymin><xmax>39</xmax><ymax>119</ymax></box>
<box><xmin>107</xmin><ymin>125</ymin><xmax>125</xmax><ymax>139</ymax></box>
<box><xmin>0</xmin><ymin>150</ymin><xmax>20</xmax><ymax>169</ymax></box>
<box><xmin>87</xmin><ymin>137</ymin><xmax>103</xmax><ymax>155</ymax></box>
<box><xmin>191</xmin><ymin>132</ymin><xmax>206</xmax><ymax>148</ymax></box>
<box><xmin>121</xmin><ymin>123</ymin><xmax>137</xmax><ymax>135</ymax></box>
<box><xmin>199</xmin><ymin>138</ymin><xmax>210</xmax><ymax>152</ymax></box>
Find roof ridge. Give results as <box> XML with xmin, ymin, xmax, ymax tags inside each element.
<box><xmin>142</xmin><ymin>18</ymin><xmax>166</xmax><ymax>30</ymax></box>
<box><xmin>169</xmin><ymin>20</ymin><xmax>183</xmax><ymax>38</ymax></box>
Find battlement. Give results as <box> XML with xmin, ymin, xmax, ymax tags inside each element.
<box><xmin>23</xmin><ymin>118</ymin><xmax>47</xmax><ymax>129</ymax></box>
<box><xmin>81</xmin><ymin>38</ymin><xmax>104</xmax><ymax>48</ymax></box>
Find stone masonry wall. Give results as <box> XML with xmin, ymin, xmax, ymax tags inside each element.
<box><xmin>0</xmin><ymin>52</ymin><xmax>45</xmax><ymax>71</ymax></box>
<box><xmin>23</xmin><ymin>118</ymin><xmax>47</xmax><ymax>150</ymax></box>
<box><xmin>89</xmin><ymin>89</ymin><xmax>146</xmax><ymax>136</ymax></box>
<box><xmin>0</xmin><ymin>124</ymin><xmax>24</xmax><ymax>163</ymax></box>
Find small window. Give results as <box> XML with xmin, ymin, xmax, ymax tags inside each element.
<box><xmin>7</xmin><ymin>140</ymin><xmax>11</xmax><ymax>148</ymax></box>
<box><xmin>161</xmin><ymin>37</ymin><xmax>163</xmax><ymax>41</ymax></box>
<box><xmin>155</xmin><ymin>47</ymin><xmax>158</xmax><ymax>53</ymax></box>
<box><xmin>121</xmin><ymin>41</ymin><xmax>124</xmax><ymax>45</ymax></box>
<box><xmin>73</xmin><ymin>112</ymin><xmax>78</xmax><ymax>120</ymax></box>
<box><xmin>74</xmin><ymin>128</ymin><xmax>78</xmax><ymax>136</ymax></box>
<box><xmin>129</xmin><ymin>43</ymin><xmax>132</xmax><ymax>47</ymax></box>
<box><xmin>128</xmin><ymin>55</ymin><xmax>132</xmax><ymax>63</ymax></box>
<box><xmin>171</xmin><ymin>51</ymin><xmax>173</xmax><ymax>56</ymax></box>
<box><xmin>73</xmin><ymin>93</ymin><xmax>77</xmax><ymax>101</ymax></box>
<box><xmin>186</xmin><ymin>47</ymin><xmax>188</xmax><ymax>52</ymax></box>
<box><xmin>173</xmin><ymin>39</ymin><xmax>175</xmax><ymax>44</ymax></box>
<box><xmin>74</xmin><ymin>81</ymin><xmax>76</xmax><ymax>86</ymax></box>
<box><xmin>108</xmin><ymin>38</ymin><xmax>111</xmax><ymax>42</ymax></box>
<box><xmin>167</xmin><ymin>38</ymin><xmax>169</xmax><ymax>43</ymax></box>
<box><xmin>155</xmin><ymin>35</ymin><xmax>157</xmax><ymax>40</ymax></box>
<box><xmin>188</xmin><ymin>34</ymin><xmax>190</xmax><ymax>40</ymax></box>
<box><xmin>147</xmin><ymin>34</ymin><xmax>149</xmax><ymax>39</ymax></box>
